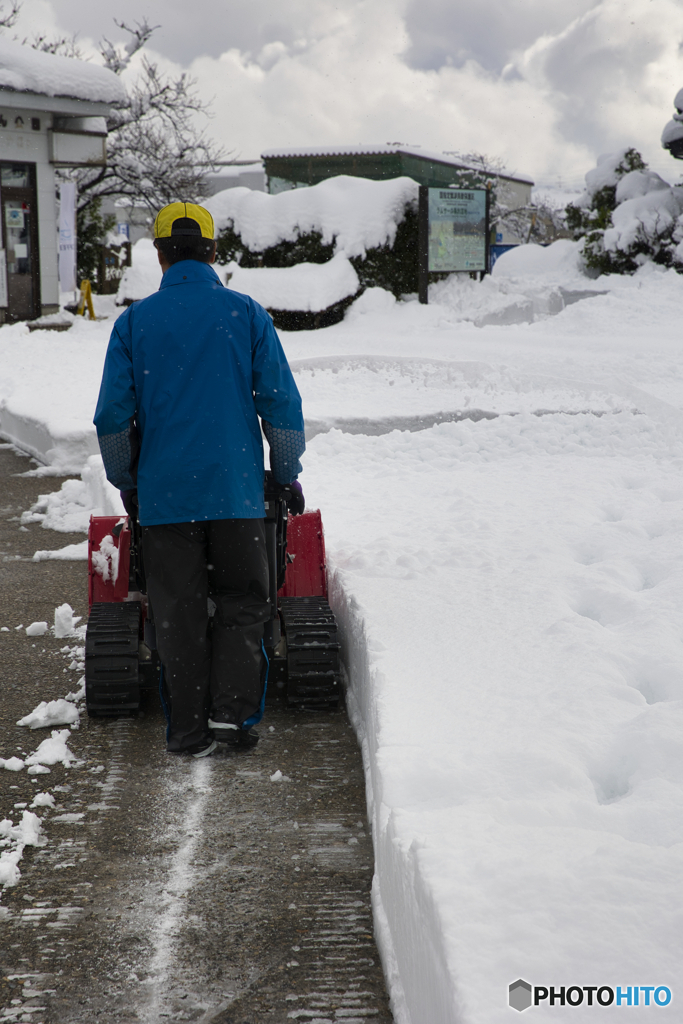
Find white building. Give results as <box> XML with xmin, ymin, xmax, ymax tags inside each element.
<box><xmin>0</xmin><ymin>38</ymin><xmax>126</xmax><ymax>323</ymax></box>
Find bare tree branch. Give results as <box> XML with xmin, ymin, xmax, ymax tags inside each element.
<box><xmin>68</xmin><ymin>23</ymin><xmax>225</xmax><ymax>217</ymax></box>
<box><xmin>100</xmin><ymin>18</ymin><xmax>158</xmax><ymax>75</ymax></box>
<box><xmin>26</xmin><ymin>32</ymin><xmax>84</xmax><ymax>59</ymax></box>
<box><xmin>0</xmin><ymin>0</ymin><xmax>20</xmax><ymax>31</ymax></box>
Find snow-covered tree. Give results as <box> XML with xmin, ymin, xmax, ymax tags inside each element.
<box><xmin>67</xmin><ymin>20</ymin><xmax>224</xmax><ymax>218</ymax></box>
<box><xmin>566</xmin><ymin>149</ymin><xmax>683</xmax><ymax>274</ymax></box>
<box><xmin>445</xmin><ymin>152</ymin><xmax>565</xmax><ymax>243</ymax></box>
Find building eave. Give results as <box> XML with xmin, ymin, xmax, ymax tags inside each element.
<box><xmin>261</xmin><ymin>144</ymin><xmax>534</xmax><ymax>187</ymax></box>
<box><xmin>0</xmin><ymin>87</ymin><xmax>115</xmax><ymax>117</ymax></box>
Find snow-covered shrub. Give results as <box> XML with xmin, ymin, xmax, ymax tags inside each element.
<box><xmin>566</xmin><ymin>149</ymin><xmax>683</xmax><ymax>274</ymax></box>
<box><xmin>660</xmin><ymin>86</ymin><xmax>683</xmax><ymax>159</ymax></box>
<box><xmin>207</xmin><ymin>177</ymin><xmax>419</xmax><ymax>298</ymax></box>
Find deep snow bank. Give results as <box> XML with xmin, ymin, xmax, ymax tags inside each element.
<box><xmin>0</xmin><ymin>318</ymin><xmax>111</xmax><ymax>471</ymax></box>
<box><xmin>316</xmin><ymin>412</ymin><xmax>683</xmax><ymax>1022</ymax></box>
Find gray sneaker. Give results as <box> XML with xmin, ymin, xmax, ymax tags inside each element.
<box><xmin>191</xmin><ymin>739</ymin><xmax>218</xmax><ymax>759</ymax></box>
<box><xmin>209</xmin><ymin>719</ymin><xmax>240</xmax><ymax>742</ymax></box>
<box><xmin>209</xmin><ymin>719</ymin><xmax>259</xmax><ymax>748</ymax></box>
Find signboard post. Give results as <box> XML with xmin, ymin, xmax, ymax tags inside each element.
<box><xmin>0</xmin><ymin>250</ymin><xmax>7</xmax><ymax>309</ymax></box>
<box><xmin>418</xmin><ymin>185</ymin><xmax>490</xmax><ymax>304</ymax></box>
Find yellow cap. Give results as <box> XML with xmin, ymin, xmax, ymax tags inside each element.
<box><xmin>153</xmin><ymin>202</ymin><xmax>214</xmax><ymax>240</ymax></box>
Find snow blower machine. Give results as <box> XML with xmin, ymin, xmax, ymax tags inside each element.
<box><xmin>84</xmin><ymin>474</ymin><xmax>342</xmax><ymax>718</ymax></box>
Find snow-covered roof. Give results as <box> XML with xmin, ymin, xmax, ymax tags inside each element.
<box><xmin>261</xmin><ymin>144</ymin><xmax>533</xmax><ymax>186</ymax></box>
<box><xmin>0</xmin><ymin>37</ymin><xmax>126</xmax><ymax>107</ymax></box>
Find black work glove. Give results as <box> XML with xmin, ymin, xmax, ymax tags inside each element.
<box><xmin>120</xmin><ymin>489</ymin><xmax>138</xmax><ymax>520</ymax></box>
<box><xmin>282</xmin><ymin>480</ymin><xmax>305</xmax><ymax>516</ymax></box>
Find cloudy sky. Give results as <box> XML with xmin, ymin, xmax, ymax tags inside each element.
<box><xmin>12</xmin><ymin>0</ymin><xmax>683</xmax><ymax>186</ymax></box>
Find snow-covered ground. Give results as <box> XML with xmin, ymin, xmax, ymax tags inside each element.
<box><xmin>2</xmin><ymin>242</ymin><xmax>683</xmax><ymax>1022</ymax></box>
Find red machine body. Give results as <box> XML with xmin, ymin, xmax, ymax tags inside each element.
<box><xmin>88</xmin><ymin>510</ymin><xmax>328</xmax><ymax>606</ymax></box>
<box><xmin>88</xmin><ymin>517</ymin><xmax>131</xmax><ymax>606</ymax></box>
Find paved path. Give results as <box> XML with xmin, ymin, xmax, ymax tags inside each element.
<box><xmin>0</xmin><ymin>445</ymin><xmax>393</xmax><ymax>1024</ymax></box>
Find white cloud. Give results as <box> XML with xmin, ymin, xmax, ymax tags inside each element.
<box><xmin>7</xmin><ymin>0</ymin><xmax>683</xmax><ymax>185</ymax></box>
<box><xmin>184</xmin><ymin>0</ymin><xmax>683</xmax><ymax>183</ymax></box>
<box><xmin>402</xmin><ymin>0</ymin><xmax>597</xmax><ymax>72</ymax></box>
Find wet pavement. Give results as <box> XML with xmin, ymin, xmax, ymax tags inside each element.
<box><xmin>0</xmin><ymin>444</ymin><xmax>393</xmax><ymax>1023</ymax></box>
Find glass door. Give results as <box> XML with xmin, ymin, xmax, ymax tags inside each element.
<box><xmin>0</xmin><ymin>163</ymin><xmax>40</xmax><ymax>322</ymax></box>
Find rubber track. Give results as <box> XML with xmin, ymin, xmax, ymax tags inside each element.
<box><xmin>85</xmin><ymin>601</ymin><xmax>142</xmax><ymax>716</ymax></box>
<box><xmin>280</xmin><ymin>596</ymin><xmax>342</xmax><ymax>707</ymax></box>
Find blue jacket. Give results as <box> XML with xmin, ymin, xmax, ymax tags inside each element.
<box><xmin>93</xmin><ymin>260</ymin><xmax>305</xmax><ymax>526</ymax></box>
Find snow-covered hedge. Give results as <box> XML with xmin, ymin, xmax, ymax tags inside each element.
<box><xmin>205</xmin><ymin>176</ymin><xmax>420</xmax><ymax>298</ymax></box>
<box><xmin>224</xmin><ymin>253</ymin><xmax>361</xmax><ymax>330</ymax></box>
<box><xmin>566</xmin><ymin>149</ymin><xmax>683</xmax><ymax>274</ymax></box>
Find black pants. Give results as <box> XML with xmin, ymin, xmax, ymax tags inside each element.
<box><xmin>142</xmin><ymin>519</ymin><xmax>270</xmax><ymax>752</ymax></box>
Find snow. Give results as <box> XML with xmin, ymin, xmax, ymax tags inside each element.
<box><xmin>0</xmin><ymin>811</ymin><xmax>45</xmax><ymax>888</ymax></box>
<box><xmin>25</xmin><ymin>456</ymin><xmax>122</xmax><ymax>562</ymax></box>
<box><xmin>0</xmin><ymin>37</ymin><xmax>126</xmax><ymax>105</ymax></box>
<box><xmin>661</xmin><ymin>118</ymin><xmax>683</xmax><ymax>146</ymax></box>
<box><xmin>578</xmin><ymin>149</ymin><xmax>632</xmax><ymax>204</ymax></box>
<box><xmin>661</xmin><ymin>91</ymin><xmax>683</xmax><ymax>147</ymax></box>
<box><xmin>0</xmin><ymin>317</ymin><xmax>113</xmax><ymax>472</ymax></box>
<box><xmin>491</xmin><ymin>238</ymin><xmax>583</xmax><ymax>278</ymax></box>
<box><xmin>54</xmin><ymin>603</ymin><xmax>80</xmax><ymax>638</ymax></box>
<box><xmin>116</xmin><ymin>239</ymin><xmax>162</xmax><ymax>304</ymax></box>
<box><xmin>91</xmin><ymin>533</ymin><xmax>121</xmax><ymax>583</ymax></box>
<box><xmin>225</xmin><ymin>253</ymin><xmax>359</xmax><ymax>311</ymax></box>
<box><xmin>24</xmin><ymin>729</ymin><xmax>77</xmax><ymax>768</ymax></box>
<box><xmin>204</xmin><ymin>175</ymin><xmax>419</xmax><ymax>258</ymax></box>
<box><xmin>604</xmin><ymin>188</ymin><xmax>683</xmax><ymax>255</ymax></box>
<box><xmin>29</xmin><ymin>793</ymin><xmax>55</xmax><ymax>809</ymax></box>
<box><xmin>32</xmin><ymin>540</ymin><xmax>88</xmax><ymax>561</ymax></box>
<box><xmin>4</xmin><ymin>232</ymin><xmax>683</xmax><ymax>1019</ymax></box>
<box><xmin>65</xmin><ymin>681</ymin><xmax>85</xmax><ymax>703</ymax></box>
<box><xmin>25</xmin><ymin>621</ymin><xmax>48</xmax><ymax>637</ymax></box>
<box><xmin>615</xmin><ymin>169</ymin><xmax>670</xmax><ymax>203</ymax></box>
<box><xmin>0</xmin><ymin>758</ymin><xmax>25</xmax><ymax>772</ymax></box>
<box><xmin>17</xmin><ymin>699</ymin><xmax>79</xmax><ymax>730</ymax></box>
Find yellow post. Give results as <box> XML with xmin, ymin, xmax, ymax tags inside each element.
<box><xmin>77</xmin><ymin>280</ymin><xmax>96</xmax><ymax>320</ymax></box>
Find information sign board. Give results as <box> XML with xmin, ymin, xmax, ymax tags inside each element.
<box><xmin>427</xmin><ymin>187</ymin><xmax>488</xmax><ymax>273</ymax></box>
<box><xmin>417</xmin><ymin>185</ymin><xmax>490</xmax><ymax>303</ymax></box>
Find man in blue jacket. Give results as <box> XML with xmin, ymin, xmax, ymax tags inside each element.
<box><xmin>94</xmin><ymin>202</ymin><xmax>305</xmax><ymax>758</ymax></box>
